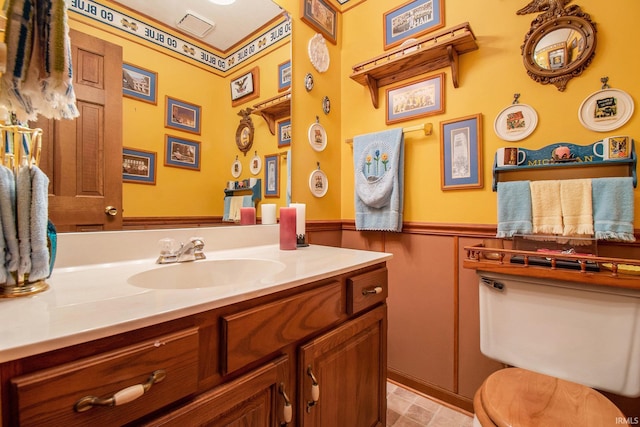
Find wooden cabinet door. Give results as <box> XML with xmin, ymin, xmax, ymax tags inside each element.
<box><xmin>143</xmin><ymin>355</ymin><xmax>289</xmax><ymax>427</ymax></box>
<box><xmin>299</xmin><ymin>305</ymin><xmax>387</xmax><ymax>427</ymax></box>
<box><xmin>36</xmin><ymin>29</ymin><xmax>123</xmax><ymax>232</ymax></box>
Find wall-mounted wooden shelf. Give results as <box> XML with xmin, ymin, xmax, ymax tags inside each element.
<box><xmin>224</xmin><ymin>179</ymin><xmax>262</xmax><ymax>204</ymax></box>
<box><xmin>492</xmin><ymin>141</ymin><xmax>637</xmax><ymax>191</ymax></box>
<box><xmin>251</xmin><ymin>91</ymin><xmax>290</xmax><ymax>135</ymax></box>
<box><xmin>350</xmin><ymin>22</ymin><xmax>478</xmax><ymax>108</ymax></box>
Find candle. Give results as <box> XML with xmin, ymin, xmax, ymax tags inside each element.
<box><xmin>240</xmin><ymin>207</ymin><xmax>256</xmax><ymax>225</ymax></box>
<box><xmin>290</xmin><ymin>203</ymin><xmax>306</xmax><ymax>244</ymax></box>
<box><xmin>279</xmin><ymin>207</ymin><xmax>297</xmax><ymax>250</ymax></box>
<box><xmin>261</xmin><ymin>204</ymin><xmax>276</xmax><ymax>225</ymax></box>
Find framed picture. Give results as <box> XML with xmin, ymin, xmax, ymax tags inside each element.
<box><xmin>301</xmin><ymin>0</ymin><xmax>338</xmax><ymax>44</ymax></box>
<box><xmin>122</xmin><ymin>147</ymin><xmax>156</xmax><ymax>184</ymax></box>
<box><xmin>440</xmin><ymin>114</ymin><xmax>483</xmax><ymax>190</ymax></box>
<box><xmin>264</xmin><ymin>153</ymin><xmax>280</xmax><ymax>197</ymax></box>
<box><xmin>164</xmin><ymin>135</ymin><xmax>201</xmax><ymax>171</ymax></box>
<box><xmin>383</xmin><ymin>0</ymin><xmax>445</xmax><ymax>50</ymax></box>
<box><xmin>231</xmin><ymin>67</ymin><xmax>260</xmax><ymax>107</ymax></box>
<box><xmin>278</xmin><ymin>60</ymin><xmax>291</xmax><ymax>92</ymax></box>
<box><xmin>122</xmin><ymin>63</ymin><xmax>157</xmax><ymax>104</ymax></box>
<box><xmin>386</xmin><ymin>73</ymin><xmax>444</xmax><ymax>124</ymax></box>
<box><xmin>277</xmin><ymin>119</ymin><xmax>291</xmax><ymax>147</ymax></box>
<box><xmin>165</xmin><ymin>96</ymin><xmax>201</xmax><ymax>135</ymax></box>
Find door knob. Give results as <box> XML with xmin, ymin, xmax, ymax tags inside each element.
<box><xmin>105</xmin><ymin>206</ymin><xmax>118</xmax><ymax>216</ymax></box>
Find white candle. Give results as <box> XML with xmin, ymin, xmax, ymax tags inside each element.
<box><xmin>290</xmin><ymin>203</ymin><xmax>306</xmax><ymax>238</ymax></box>
<box><xmin>261</xmin><ymin>204</ymin><xmax>276</xmax><ymax>225</ymax></box>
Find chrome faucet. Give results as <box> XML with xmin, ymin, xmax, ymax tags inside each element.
<box><xmin>157</xmin><ymin>237</ymin><xmax>206</xmax><ymax>264</ymax></box>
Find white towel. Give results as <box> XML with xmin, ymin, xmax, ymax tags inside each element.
<box><xmin>530</xmin><ymin>180</ymin><xmax>564</xmax><ymax>235</ymax></box>
<box><xmin>228</xmin><ymin>196</ymin><xmax>244</xmax><ymax>222</ymax></box>
<box><xmin>29</xmin><ymin>165</ymin><xmax>49</xmax><ymax>281</ymax></box>
<box><xmin>560</xmin><ymin>179</ymin><xmax>593</xmax><ymax>237</ymax></box>
<box><xmin>0</xmin><ymin>165</ymin><xmax>19</xmax><ymax>283</ymax></box>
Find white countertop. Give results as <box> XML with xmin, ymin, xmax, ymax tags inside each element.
<box><xmin>0</xmin><ymin>225</ymin><xmax>391</xmax><ymax>363</ymax></box>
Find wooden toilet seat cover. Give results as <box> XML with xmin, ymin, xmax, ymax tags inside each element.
<box><xmin>479</xmin><ymin>368</ymin><xmax>625</xmax><ymax>427</ymax></box>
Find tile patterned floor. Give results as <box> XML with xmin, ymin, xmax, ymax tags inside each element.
<box><xmin>387</xmin><ymin>381</ymin><xmax>474</xmax><ymax>427</ymax></box>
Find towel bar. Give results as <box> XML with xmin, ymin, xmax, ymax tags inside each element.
<box><xmin>345</xmin><ymin>123</ymin><xmax>433</xmax><ymax>145</ymax></box>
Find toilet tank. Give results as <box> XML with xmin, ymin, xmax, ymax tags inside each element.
<box><xmin>478</xmin><ymin>271</ymin><xmax>640</xmax><ymax>397</ymax></box>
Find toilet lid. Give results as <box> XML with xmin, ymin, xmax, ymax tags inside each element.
<box><xmin>481</xmin><ymin>368</ymin><xmax>625</xmax><ymax>427</ymax></box>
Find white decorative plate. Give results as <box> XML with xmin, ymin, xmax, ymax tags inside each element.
<box><xmin>578</xmin><ymin>88</ymin><xmax>634</xmax><ymax>132</ymax></box>
<box><xmin>308</xmin><ymin>33</ymin><xmax>330</xmax><ymax>73</ymax></box>
<box><xmin>231</xmin><ymin>159</ymin><xmax>242</xmax><ymax>178</ymax></box>
<box><xmin>249</xmin><ymin>153</ymin><xmax>262</xmax><ymax>175</ymax></box>
<box><xmin>308</xmin><ymin>121</ymin><xmax>327</xmax><ymax>152</ymax></box>
<box><xmin>493</xmin><ymin>104</ymin><xmax>538</xmax><ymax>142</ymax></box>
<box><xmin>309</xmin><ymin>169</ymin><xmax>328</xmax><ymax>197</ymax></box>
<box><xmin>305</xmin><ymin>73</ymin><xmax>314</xmax><ymax>92</ymax></box>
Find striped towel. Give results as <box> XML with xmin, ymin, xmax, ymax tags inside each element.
<box><xmin>0</xmin><ymin>0</ymin><xmax>79</xmax><ymax>121</ymax></box>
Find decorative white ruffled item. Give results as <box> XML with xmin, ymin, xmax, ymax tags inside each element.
<box><xmin>0</xmin><ymin>0</ymin><xmax>79</xmax><ymax>121</ymax></box>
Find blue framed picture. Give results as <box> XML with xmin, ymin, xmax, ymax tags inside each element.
<box><xmin>164</xmin><ymin>135</ymin><xmax>201</xmax><ymax>171</ymax></box>
<box><xmin>277</xmin><ymin>119</ymin><xmax>291</xmax><ymax>147</ymax></box>
<box><xmin>278</xmin><ymin>60</ymin><xmax>291</xmax><ymax>92</ymax></box>
<box><xmin>165</xmin><ymin>96</ymin><xmax>201</xmax><ymax>135</ymax></box>
<box><xmin>122</xmin><ymin>147</ymin><xmax>156</xmax><ymax>184</ymax></box>
<box><xmin>440</xmin><ymin>114</ymin><xmax>483</xmax><ymax>190</ymax></box>
<box><xmin>383</xmin><ymin>0</ymin><xmax>445</xmax><ymax>50</ymax></box>
<box><xmin>264</xmin><ymin>153</ymin><xmax>280</xmax><ymax>197</ymax></box>
<box><xmin>122</xmin><ymin>63</ymin><xmax>157</xmax><ymax>104</ymax></box>
<box><xmin>386</xmin><ymin>73</ymin><xmax>444</xmax><ymax>125</ymax></box>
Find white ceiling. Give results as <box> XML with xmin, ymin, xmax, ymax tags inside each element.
<box><xmin>112</xmin><ymin>0</ymin><xmax>286</xmax><ymax>52</ymax></box>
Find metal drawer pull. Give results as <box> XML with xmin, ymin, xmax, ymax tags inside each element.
<box><xmin>306</xmin><ymin>366</ymin><xmax>320</xmax><ymax>413</ymax></box>
<box><xmin>279</xmin><ymin>383</ymin><xmax>292</xmax><ymax>425</ymax></box>
<box><xmin>74</xmin><ymin>370</ymin><xmax>166</xmax><ymax>413</ymax></box>
<box><xmin>362</xmin><ymin>286</ymin><xmax>383</xmax><ymax>295</ymax></box>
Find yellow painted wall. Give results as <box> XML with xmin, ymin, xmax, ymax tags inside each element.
<box><xmin>69</xmin><ymin>1</ymin><xmax>291</xmax><ymax>218</ymax></box>
<box><xmin>68</xmin><ymin>0</ymin><xmax>640</xmax><ymax>226</ymax></box>
<box><xmin>339</xmin><ymin>0</ymin><xmax>640</xmax><ymax>226</ymax></box>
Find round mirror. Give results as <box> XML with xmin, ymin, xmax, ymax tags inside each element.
<box><xmin>520</xmin><ymin>7</ymin><xmax>596</xmax><ymax>91</ymax></box>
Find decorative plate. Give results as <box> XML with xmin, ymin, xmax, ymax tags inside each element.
<box><xmin>231</xmin><ymin>159</ymin><xmax>242</xmax><ymax>178</ymax></box>
<box><xmin>322</xmin><ymin>96</ymin><xmax>331</xmax><ymax>115</ymax></box>
<box><xmin>578</xmin><ymin>88</ymin><xmax>635</xmax><ymax>132</ymax></box>
<box><xmin>309</xmin><ymin>168</ymin><xmax>328</xmax><ymax>198</ymax></box>
<box><xmin>308</xmin><ymin>33</ymin><xmax>330</xmax><ymax>73</ymax></box>
<box><xmin>305</xmin><ymin>73</ymin><xmax>314</xmax><ymax>92</ymax></box>
<box><xmin>249</xmin><ymin>152</ymin><xmax>262</xmax><ymax>175</ymax></box>
<box><xmin>308</xmin><ymin>121</ymin><xmax>327</xmax><ymax>152</ymax></box>
<box><xmin>493</xmin><ymin>104</ymin><xmax>538</xmax><ymax>142</ymax></box>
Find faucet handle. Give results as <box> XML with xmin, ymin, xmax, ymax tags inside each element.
<box><xmin>158</xmin><ymin>238</ymin><xmax>179</xmax><ymax>255</ymax></box>
<box><xmin>190</xmin><ymin>237</ymin><xmax>206</xmax><ymax>260</ymax></box>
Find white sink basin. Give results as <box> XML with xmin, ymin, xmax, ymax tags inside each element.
<box><xmin>127</xmin><ymin>258</ymin><xmax>286</xmax><ymax>290</ymax></box>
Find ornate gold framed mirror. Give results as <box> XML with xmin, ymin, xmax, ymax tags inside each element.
<box><xmin>518</xmin><ymin>1</ymin><xmax>597</xmax><ymax>91</ymax></box>
<box><xmin>235</xmin><ymin>108</ymin><xmax>255</xmax><ymax>156</ymax></box>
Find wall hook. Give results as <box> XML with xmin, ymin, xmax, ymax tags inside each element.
<box><xmin>601</xmin><ymin>76</ymin><xmax>610</xmax><ymax>89</ymax></box>
<box><xmin>316</xmin><ymin>161</ymin><xmax>321</xmax><ymax>170</ymax></box>
<box><xmin>512</xmin><ymin>93</ymin><xmax>520</xmax><ymax>104</ymax></box>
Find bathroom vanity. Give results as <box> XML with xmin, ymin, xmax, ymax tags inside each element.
<box><xmin>0</xmin><ymin>225</ymin><xmax>391</xmax><ymax>426</ymax></box>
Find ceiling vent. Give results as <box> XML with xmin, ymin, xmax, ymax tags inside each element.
<box><xmin>176</xmin><ymin>10</ymin><xmax>216</xmax><ymax>38</ymax></box>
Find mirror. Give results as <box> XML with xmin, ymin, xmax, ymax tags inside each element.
<box><xmin>518</xmin><ymin>3</ymin><xmax>596</xmax><ymax>91</ymax></box>
<box><xmin>80</xmin><ymin>0</ymin><xmax>291</xmax><ymax>228</ymax></box>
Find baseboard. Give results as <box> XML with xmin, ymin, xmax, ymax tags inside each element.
<box><xmin>387</xmin><ymin>368</ymin><xmax>474</xmax><ymax>413</ymax></box>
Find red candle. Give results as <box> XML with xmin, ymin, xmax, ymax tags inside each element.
<box><xmin>240</xmin><ymin>207</ymin><xmax>256</xmax><ymax>225</ymax></box>
<box><xmin>279</xmin><ymin>207</ymin><xmax>297</xmax><ymax>250</ymax></box>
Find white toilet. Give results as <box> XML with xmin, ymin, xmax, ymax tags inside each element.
<box><xmin>473</xmin><ymin>272</ymin><xmax>640</xmax><ymax>426</ymax></box>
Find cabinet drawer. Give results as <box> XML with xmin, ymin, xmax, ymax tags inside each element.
<box><xmin>223</xmin><ymin>281</ymin><xmax>344</xmax><ymax>374</ymax></box>
<box><xmin>11</xmin><ymin>328</ymin><xmax>199</xmax><ymax>426</ymax></box>
<box><xmin>347</xmin><ymin>267</ymin><xmax>388</xmax><ymax>314</ymax></box>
